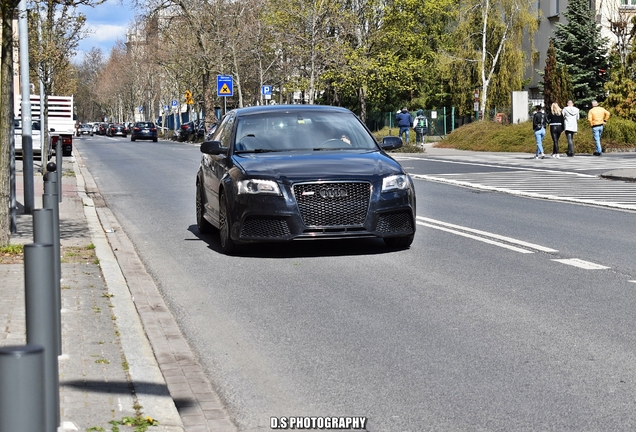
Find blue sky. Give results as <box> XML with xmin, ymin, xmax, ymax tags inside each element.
<box><xmin>75</xmin><ymin>0</ymin><xmax>136</xmax><ymax>62</ymax></box>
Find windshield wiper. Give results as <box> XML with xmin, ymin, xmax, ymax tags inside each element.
<box><xmin>235</xmin><ymin>148</ymin><xmax>280</xmax><ymax>153</ymax></box>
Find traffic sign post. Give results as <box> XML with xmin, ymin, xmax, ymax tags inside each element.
<box><xmin>217</xmin><ymin>75</ymin><xmax>233</xmax><ymax>114</ymax></box>
<box><xmin>262</xmin><ymin>85</ymin><xmax>272</xmax><ymax>100</ymax></box>
<box><xmin>185</xmin><ymin>90</ymin><xmax>194</xmax><ymax>105</ymax></box>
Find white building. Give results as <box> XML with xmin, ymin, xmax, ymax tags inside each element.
<box><xmin>526</xmin><ymin>0</ymin><xmax>633</xmax><ymax>100</ymax></box>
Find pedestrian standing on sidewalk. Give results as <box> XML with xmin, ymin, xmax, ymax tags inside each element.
<box><xmin>587</xmin><ymin>100</ymin><xmax>610</xmax><ymax>156</ymax></box>
<box><xmin>532</xmin><ymin>105</ymin><xmax>547</xmax><ymax>159</ymax></box>
<box><xmin>562</xmin><ymin>100</ymin><xmax>580</xmax><ymax>157</ymax></box>
<box><xmin>395</xmin><ymin>107</ymin><xmax>413</xmax><ymax>145</ymax></box>
<box><xmin>413</xmin><ymin>109</ymin><xmax>428</xmax><ymax>146</ymax></box>
<box><xmin>546</xmin><ymin>102</ymin><xmax>564</xmax><ymax>158</ymax></box>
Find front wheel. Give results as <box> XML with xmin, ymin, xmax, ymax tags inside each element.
<box><xmin>196</xmin><ymin>182</ymin><xmax>213</xmax><ymax>234</ymax></box>
<box><xmin>384</xmin><ymin>235</ymin><xmax>414</xmax><ymax>249</ymax></box>
<box><xmin>218</xmin><ymin>192</ymin><xmax>236</xmax><ymax>254</ymax></box>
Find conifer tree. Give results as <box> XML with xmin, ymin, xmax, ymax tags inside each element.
<box><xmin>543</xmin><ymin>40</ymin><xmax>559</xmax><ymax>108</ymax></box>
<box><xmin>552</xmin><ymin>0</ymin><xmax>609</xmax><ymax>108</ymax></box>
<box><xmin>543</xmin><ymin>40</ymin><xmax>574</xmax><ymax>108</ymax></box>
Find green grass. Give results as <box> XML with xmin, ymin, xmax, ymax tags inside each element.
<box><xmin>436</xmin><ymin>117</ymin><xmax>636</xmax><ymax>154</ymax></box>
<box><xmin>0</xmin><ymin>244</ymin><xmax>23</xmax><ymax>255</ymax></box>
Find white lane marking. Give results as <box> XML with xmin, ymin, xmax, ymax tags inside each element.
<box><xmin>417</xmin><ymin>221</ymin><xmax>533</xmax><ymax>253</ymax></box>
<box><xmin>418</xmin><ymin>216</ymin><xmax>558</xmax><ymax>253</ymax></box>
<box><xmin>401</xmin><ymin>157</ymin><xmax>598</xmax><ymax>177</ymax></box>
<box><xmin>551</xmin><ymin>258</ymin><xmax>610</xmax><ymax>270</ymax></box>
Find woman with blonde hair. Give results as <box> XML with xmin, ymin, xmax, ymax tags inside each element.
<box><xmin>546</xmin><ymin>102</ymin><xmax>564</xmax><ymax>158</ymax></box>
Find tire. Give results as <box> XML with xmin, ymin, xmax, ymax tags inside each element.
<box><xmin>153</xmin><ymin>137</ymin><xmax>158</xmax><ymax>142</ymax></box>
<box><xmin>196</xmin><ymin>182</ymin><xmax>213</xmax><ymax>234</ymax></box>
<box><xmin>131</xmin><ymin>137</ymin><xmax>136</xmax><ymax>142</ymax></box>
<box><xmin>218</xmin><ymin>192</ymin><xmax>236</xmax><ymax>254</ymax></box>
<box><xmin>384</xmin><ymin>235</ymin><xmax>414</xmax><ymax>249</ymax></box>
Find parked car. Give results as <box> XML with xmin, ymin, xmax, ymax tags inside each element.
<box><xmin>107</xmin><ymin>123</ymin><xmax>127</xmax><ymax>137</ymax></box>
<box><xmin>179</xmin><ymin>121</ymin><xmax>196</xmax><ymax>142</ymax></box>
<box><xmin>79</xmin><ymin>124</ymin><xmax>93</xmax><ymax>136</ymax></box>
<box><xmin>130</xmin><ymin>121</ymin><xmax>158</xmax><ymax>142</ymax></box>
<box><xmin>195</xmin><ymin>105</ymin><xmax>416</xmax><ymax>254</ymax></box>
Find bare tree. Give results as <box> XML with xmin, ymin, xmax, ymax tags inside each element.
<box><xmin>0</xmin><ymin>0</ymin><xmax>21</xmax><ymax>245</ymax></box>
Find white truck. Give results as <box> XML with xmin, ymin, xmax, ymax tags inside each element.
<box><xmin>14</xmin><ymin>95</ymin><xmax>75</xmax><ymax>158</ymax></box>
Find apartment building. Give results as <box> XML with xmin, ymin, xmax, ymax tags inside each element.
<box><xmin>526</xmin><ymin>0</ymin><xmax>634</xmax><ymax>100</ymax></box>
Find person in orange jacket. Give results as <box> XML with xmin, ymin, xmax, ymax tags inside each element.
<box><xmin>587</xmin><ymin>100</ymin><xmax>610</xmax><ymax>156</ymax></box>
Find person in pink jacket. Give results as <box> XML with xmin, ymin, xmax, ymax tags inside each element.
<box><xmin>587</xmin><ymin>100</ymin><xmax>610</xmax><ymax>156</ymax></box>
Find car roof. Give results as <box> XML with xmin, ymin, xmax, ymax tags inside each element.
<box><xmin>229</xmin><ymin>105</ymin><xmax>352</xmax><ymax>117</ymax></box>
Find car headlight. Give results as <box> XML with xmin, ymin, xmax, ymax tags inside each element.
<box><xmin>237</xmin><ymin>179</ymin><xmax>282</xmax><ymax>195</ymax></box>
<box><xmin>382</xmin><ymin>174</ymin><xmax>409</xmax><ymax>192</ymax></box>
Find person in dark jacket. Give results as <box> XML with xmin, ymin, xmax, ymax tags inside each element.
<box><xmin>532</xmin><ymin>105</ymin><xmax>547</xmax><ymax>159</ymax></box>
<box><xmin>546</xmin><ymin>102</ymin><xmax>564</xmax><ymax>158</ymax></box>
<box><xmin>395</xmin><ymin>107</ymin><xmax>413</xmax><ymax>144</ymax></box>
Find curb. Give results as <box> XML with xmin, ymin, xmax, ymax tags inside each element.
<box><xmin>72</xmin><ymin>147</ymin><xmax>237</xmax><ymax>431</ymax></box>
<box><xmin>72</xmin><ymin>151</ymin><xmax>186</xmax><ymax>431</ymax></box>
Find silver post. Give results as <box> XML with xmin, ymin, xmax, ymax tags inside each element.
<box><xmin>24</xmin><ymin>243</ymin><xmax>60</xmax><ymax>431</ymax></box>
<box><xmin>41</xmin><ymin>193</ymin><xmax>61</xmax><ymax>356</ymax></box>
<box><xmin>56</xmin><ymin>139</ymin><xmax>62</xmax><ymax>202</ymax></box>
<box><xmin>18</xmin><ymin>0</ymin><xmax>34</xmax><ymax>214</ymax></box>
<box><xmin>33</xmin><ymin>208</ymin><xmax>61</xmax><ymax>357</ymax></box>
<box><xmin>0</xmin><ymin>344</ymin><xmax>46</xmax><ymax>432</ymax></box>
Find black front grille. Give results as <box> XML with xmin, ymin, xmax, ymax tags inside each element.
<box><xmin>376</xmin><ymin>212</ymin><xmax>413</xmax><ymax>233</ymax></box>
<box><xmin>294</xmin><ymin>182</ymin><xmax>371</xmax><ymax>227</ymax></box>
<box><xmin>240</xmin><ymin>218</ymin><xmax>291</xmax><ymax>238</ymax></box>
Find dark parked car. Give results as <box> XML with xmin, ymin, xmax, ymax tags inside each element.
<box><xmin>131</xmin><ymin>121</ymin><xmax>158</xmax><ymax>142</ymax></box>
<box><xmin>179</xmin><ymin>121</ymin><xmax>195</xmax><ymax>141</ymax></box>
<box><xmin>107</xmin><ymin>123</ymin><xmax>127</xmax><ymax>137</ymax></box>
<box><xmin>195</xmin><ymin>105</ymin><xmax>416</xmax><ymax>254</ymax></box>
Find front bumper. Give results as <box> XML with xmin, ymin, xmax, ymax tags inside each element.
<box><xmin>227</xmin><ymin>182</ymin><xmax>416</xmax><ymax>244</ymax></box>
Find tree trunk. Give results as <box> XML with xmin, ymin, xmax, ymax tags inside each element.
<box><xmin>358</xmin><ymin>85</ymin><xmax>367</xmax><ymax>123</ymax></box>
<box><xmin>1</xmin><ymin>0</ymin><xmax>20</xmax><ymax>245</ymax></box>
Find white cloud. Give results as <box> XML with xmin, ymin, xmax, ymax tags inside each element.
<box><xmin>86</xmin><ymin>23</ymin><xmax>128</xmax><ymax>43</ymax></box>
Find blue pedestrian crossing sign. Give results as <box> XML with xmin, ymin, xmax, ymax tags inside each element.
<box><xmin>217</xmin><ymin>75</ymin><xmax>233</xmax><ymax>97</ymax></box>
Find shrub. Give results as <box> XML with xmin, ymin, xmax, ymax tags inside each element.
<box><xmin>436</xmin><ymin>117</ymin><xmax>636</xmax><ymax>154</ymax></box>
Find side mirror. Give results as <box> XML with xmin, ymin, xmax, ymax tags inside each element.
<box><xmin>381</xmin><ymin>136</ymin><xmax>403</xmax><ymax>151</ymax></box>
<box><xmin>49</xmin><ymin>128</ymin><xmax>56</xmax><ymax>132</ymax></box>
<box><xmin>200</xmin><ymin>140</ymin><xmax>228</xmax><ymax>155</ymax></box>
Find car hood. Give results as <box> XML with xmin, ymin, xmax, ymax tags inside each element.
<box><xmin>233</xmin><ymin>150</ymin><xmax>404</xmax><ymax>183</ymax></box>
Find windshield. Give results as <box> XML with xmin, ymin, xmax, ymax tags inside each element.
<box><xmin>234</xmin><ymin>111</ymin><xmax>377</xmax><ymax>152</ymax></box>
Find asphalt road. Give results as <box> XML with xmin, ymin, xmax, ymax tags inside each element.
<box><xmin>75</xmin><ymin>135</ymin><xmax>636</xmax><ymax>431</ymax></box>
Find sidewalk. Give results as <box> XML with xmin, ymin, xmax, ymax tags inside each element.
<box><xmin>421</xmin><ymin>142</ymin><xmax>636</xmax><ymax>181</ymax></box>
<box><xmin>0</xmin><ymin>150</ymin><xmax>235</xmax><ymax>431</ymax></box>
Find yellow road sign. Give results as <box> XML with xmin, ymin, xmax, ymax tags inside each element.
<box><xmin>219</xmin><ymin>84</ymin><xmax>231</xmax><ymax>95</ymax></box>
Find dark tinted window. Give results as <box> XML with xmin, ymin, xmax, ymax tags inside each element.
<box><xmin>135</xmin><ymin>122</ymin><xmax>155</xmax><ymax>128</ymax></box>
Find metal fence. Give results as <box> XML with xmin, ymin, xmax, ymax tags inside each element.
<box><xmin>366</xmin><ymin>108</ymin><xmax>476</xmax><ymax>138</ymax></box>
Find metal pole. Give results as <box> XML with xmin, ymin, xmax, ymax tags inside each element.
<box><xmin>0</xmin><ymin>344</ymin><xmax>46</xmax><ymax>432</ymax></box>
<box><xmin>18</xmin><ymin>0</ymin><xmax>34</xmax><ymax>214</ymax></box>
<box><xmin>24</xmin><ymin>243</ymin><xmax>60</xmax><ymax>431</ymax></box>
<box><xmin>10</xmin><ymin>126</ymin><xmax>16</xmax><ymax>234</ymax></box>
<box><xmin>56</xmin><ymin>140</ymin><xmax>62</xmax><ymax>202</ymax></box>
<box><xmin>41</xmin><ymin>192</ymin><xmax>61</xmax><ymax>356</ymax></box>
<box><xmin>33</xmin><ymin>208</ymin><xmax>61</xmax><ymax>357</ymax></box>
